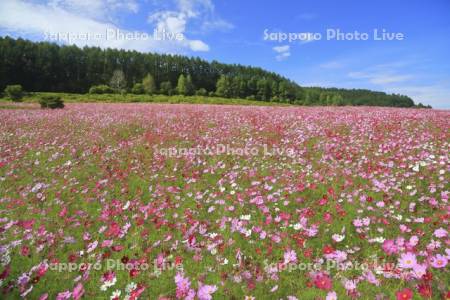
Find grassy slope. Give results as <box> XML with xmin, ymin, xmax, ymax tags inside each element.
<box><xmin>0</xmin><ymin>92</ymin><xmax>291</xmax><ymax>107</ymax></box>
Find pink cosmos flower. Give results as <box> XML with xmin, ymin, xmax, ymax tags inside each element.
<box><xmin>353</xmin><ymin>219</ymin><xmax>363</xmax><ymax>227</ymax></box>
<box><xmin>101</xmin><ymin>240</ymin><xmax>113</xmax><ymax>248</ymax></box>
<box><xmin>56</xmin><ymin>291</ymin><xmax>71</xmax><ymax>300</ymax></box>
<box><xmin>72</xmin><ymin>283</ymin><xmax>84</xmax><ymax>300</ymax></box>
<box><xmin>433</xmin><ymin>228</ymin><xmax>447</xmax><ymax>238</ymax></box>
<box><xmin>39</xmin><ymin>293</ymin><xmax>48</xmax><ymax>300</ymax></box>
<box><xmin>283</xmin><ymin>249</ymin><xmax>297</xmax><ymax>264</ymax></box>
<box><xmin>197</xmin><ymin>284</ymin><xmax>217</xmax><ymax>300</ymax></box>
<box><xmin>411</xmin><ymin>263</ymin><xmax>427</xmax><ymax>279</ymax></box>
<box><xmin>326</xmin><ymin>291</ymin><xmax>338</xmax><ymax>300</ymax></box>
<box><xmin>430</xmin><ymin>254</ymin><xmax>448</xmax><ymax>268</ymax></box>
<box><xmin>398</xmin><ymin>252</ymin><xmax>417</xmax><ymax>269</ymax></box>
<box><xmin>344</xmin><ymin>279</ymin><xmax>357</xmax><ymax>291</ymax></box>
<box><xmin>175</xmin><ymin>273</ymin><xmax>195</xmax><ymax>299</ymax></box>
<box><xmin>382</xmin><ymin>240</ymin><xmax>398</xmax><ymax>255</ymax></box>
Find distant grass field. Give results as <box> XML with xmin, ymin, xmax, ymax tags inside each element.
<box><xmin>0</xmin><ymin>92</ymin><xmax>291</xmax><ymax>107</ymax></box>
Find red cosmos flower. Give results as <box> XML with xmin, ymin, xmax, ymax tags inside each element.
<box><xmin>303</xmin><ymin>248</ymin><xmax>313</xmax><ymax>258</ymax></box>
<box><xmin>129</xmin><ymin>285</ymin><xmax>145</xmax><ymax>300</ymax></box>
<box><xmin>417</xmin><ymin>284</ymin><xmax>432</xmax><ymax>299</ymax></box>
<box><xmin>175</xmin><ymin>256</ymin><xmax>183</xmax><ymax>266</ymax></box>
<box><xmin>323</xmin><ymin>245</ymin><xmax>335</xmax><ymax>255</ymax></box>
<box><xmin>68</xmin><ymin>254</ymin><xmax>77</xmax><ymax>263</ymax></box>
<box><xmin>111</xmin><ymin>245</ymin><xmax>124</xmax><ymax>252</ymax></box>
<box><xmin>422</xmin><ymin>271</ymin><xmax>433</xmax><ymax>282</ymax></box>
<box><xmin>338</xmin><ymin>211</ymin><xmax>347</xmax><ymax>217</ymax></box>
<box><xmin>314</xmin><ymin>274</ymin><xmax>332</xmax><ymax>291</ymax></box>
<box><xmin>20</xmin><ymin>246</ymin><xmax>30</xmax><ymax>256</ymax></box>
<box><xmin>106</xmin><ymin>222</ymin><xmax>121</xmax><ymax>237</ymax></box>
<box><xmin>396</xmin><ymin>288</ymin><xmax>413</xmax><ymax>300</ymax></box>
<box><xmin>129</xmin><ymin>268</ymin><xmax>139</xmax><ymax>277</ymax></box>
<box><xmin>0</xmin><ymin>265</ymin><xmax>10</xmax><ymax>280</ymax></box>
<box><xmin>79</xmin><ymin>263</ymin><xmax>89</xmax><ymax>272</ymax></box>
<box><xmin>247</xmin><ymin>280</ymin><xmax>255</xmax><ymax>290</ymax></box>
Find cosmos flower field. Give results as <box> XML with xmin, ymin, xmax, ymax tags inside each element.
<box><xmin>0</xmin><ymin>104</ymin><xmax>449</xmax><ymax>300</ymax></box>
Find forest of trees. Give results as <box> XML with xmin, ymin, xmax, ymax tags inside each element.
<box><xmin>0</xmin><ymin>37</ymin><xmax>423</xmax><ymax>107</ymax></box>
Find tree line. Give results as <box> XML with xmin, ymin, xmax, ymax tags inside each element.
<box><xmin>0</xmin><ymin>37</ymin><xmax>427</xmax><ymax>107</ymax></box>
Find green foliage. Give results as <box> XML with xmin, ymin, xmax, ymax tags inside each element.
<box><xmin>176</xmin><ymin>74</ymin><xmax>186</xmax><ymax>95</ymax></box>
<box><xmin>89</xmin><ymin>85</ymin><xmax>113</xmax><ymax>94</ymax></box>
<box><xmin>159</xmin><ymin>81</ymin><xmax>173</xmax><ymax>96</ymax></box>
<box><xmin>109</xmin><ymin>70</ymin><xmax>126</xmax><ymax>92</ymax></box>
<box><xmin>176</xmin><ymin>74</ymin><xmax>195</xmax><ymax>96</ymax></box>
<box><xmin>4</xmin><ymin>84</ymin><xmax>24</xmax><ymax>101</ymax></box>
<box><xmin>196</xmin><ymin>88</ymin><xmax>207</xmax><ymax>96</ymax></box>
<box><xmin>0</xmin><ymin>37</ymin><xmax>421</xmax><ymax>107</ymax></box>
<box><xmin>131</xmin><ymin>83</ymin><xmax>145</xmax><ymax>94</ymax></box>
<box><xmin>39</xmin><ymin>95</ymin><xmax>64</xmax><ymax>109</ymax></box>
<box><xmin>215</xmin><ymin>75</ymin><xmax>233</xmax><ymax>98</ymax></box>
<box><xmin>142</xmin><ymin>74</ymin><xmax>156</xmax><ymax>95</ymax></box>
<box><xmin>23</xmin><ymin>92</ymin><xmax>289</xmax><ymax>107</ymax></box>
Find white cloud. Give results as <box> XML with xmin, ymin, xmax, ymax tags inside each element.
<box><xmin>348</xmin><ymin>71</ymin><xmax>413</xmax><ymax>85</ymax></box>
<box><xmin>273</xmin><ymin>45</ymin><xmax>289</xmax><ymax>53</ymax></box>
<box><xmin>188</xmin><ymin>39</ymin><xmax>209</xmax><ymax>51</ymax></box>
<box><xmin>272</xmin><ymin>45</ymin><xmax>290</xmax><ymax>61</ymax></box>
<box><xmin>0</xmin><ymin>0</ymin><xmax>227</xmax><ymax>53</ymax></box>
<box><xmin>48</xmin><ymin>0</ymin><xmax>139</xmax><ymax>21</ymax></box>
<box><xmin>148</xmin><ymin>0</ymin><xmax>233</xmax><ymax>49</ymax></box>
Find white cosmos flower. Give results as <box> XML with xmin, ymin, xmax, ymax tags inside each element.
<box><xmin>332</xmin><ymin>234</ymin><xmax>345</xmax><ymax>242</ymax></box>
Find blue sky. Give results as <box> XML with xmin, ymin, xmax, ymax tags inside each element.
<box><xmin>0</xmin><ymin>0</ymin><xmax>449</xmax><ymax>108</ymax></box>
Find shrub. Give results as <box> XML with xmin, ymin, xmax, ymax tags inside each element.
<box><xmin>39</xmin><ymin>95</ymin><xmax>64</xmax><ymax>109</ymax></box>
<box><xmin>4</xmin><ymin>84</ymin><xmax>24</xmax><ymax>101</ymax></box>
<box><xmin>131</xmin><ymin>83</ymin><xmax>145</xmax><ymax>94</ymax></box>
<box><xmin>195</xmin><ymin>88</ymin><xmax>207</xmax><ymax>96</ymax></box>
<box><xmin>89</xmin><ymin>85</ymin><xmax>113</xmax><ymax>94</ymax></box>
<box><xmin>159</xmin><ymin>81</ymin><xmax>173</xmax><ymax>96</ymax></box>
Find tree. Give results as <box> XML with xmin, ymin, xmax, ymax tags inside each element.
<box><xmin>0</xmin><ymin>37</ymin><xmax>419</xmax><ymax>107</ymax></box>
<box><xmin>142</xmin><ymin>74</ymin><xmax>156</xmax><ymax>95</ymax></box>
<box><xmin>4</xmin><ymin>84</ymin><xmax>24</xmax><ymax>101</ymax></box>
<box><xmin>160</xmin><ymin>81</ymin><xmax>173</xmax><ymax>95</ymax></box>
<box><xmin>176</xmin><ymin>74</ymin><xmax>195</xmax><ymax>96</ymax></box>
<box><xmin>176</xmin><ymin>74</ymin><xmax>186</xmax><ymax>95</ymax></box>
<box><xmin>215</xmin><ymin>75</ymin><xmax>232</xmax><ymax>98</ymax></box>
<box><xmin>256</xmin><ymin>79</ymin><xmax>271</xmax><ymax>101</ymax></box>
<box><xmin>185</xmin><ymin>75</ymin><xmax>195</xmax><ymax>96</ymax></box>
<box><xmin>331</xmin><ymin>94</ymin><xmax>345</xmax><ymax>106</ymax></box>
<box><xmin>196</xmin><ymin>88</ymin><xmax>207</xmax><ymax>96</ymax></box>
<box><xmin>131</xmin><ymin>83</ymin><xmax>145</xmax><ymax>94</ymax></box>
<box><xmin>110</xmin><ymin>70</ymin><xmax>126</xmax><ymax>92</ymax></box>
